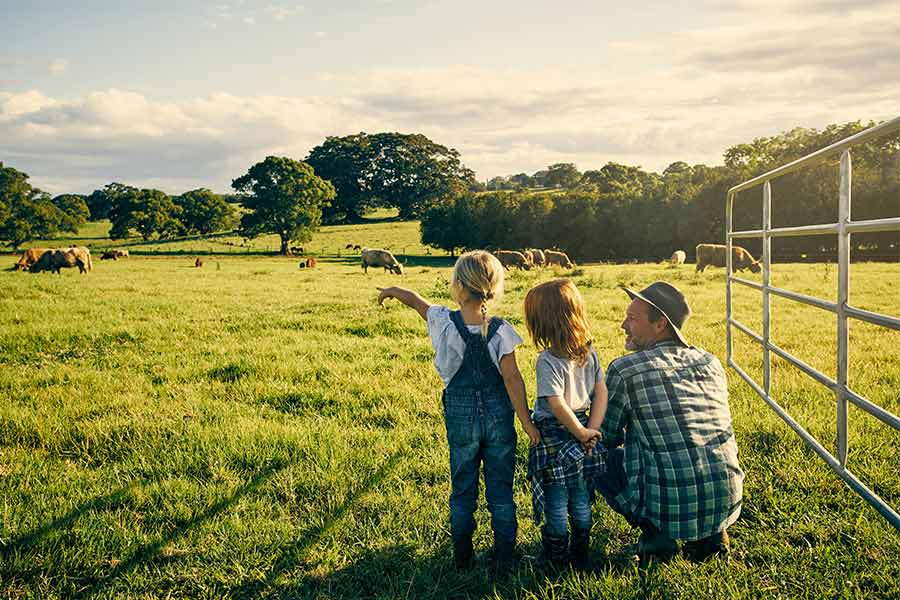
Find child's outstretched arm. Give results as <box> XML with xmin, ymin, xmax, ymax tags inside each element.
<box><xmin>547</xmin><ymin>395</ymin><xmax>601</xmax><ymax>448</ymax></box>
<box><xmin>586</xmin><ymin>378</ymin><xmax>609</xmax><ymax>431</ymax></box>
<box><xmin>499</xmin><ymin>352</ymin><xmax>541</xmax><ymax>447</ymax></box>
<box><xmin>377</xmin><ymin>286</ymin><xmax>431</xmax><ymax>321</ymax></box>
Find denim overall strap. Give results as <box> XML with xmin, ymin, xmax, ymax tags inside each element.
<box><xmin>446</xmin><ymin>311</ymin><xmax>505</xmax><ymax>390</ymax></box>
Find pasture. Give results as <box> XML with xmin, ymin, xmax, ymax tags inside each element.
<box><xmin>1</xmin><ymin>227</ymin><xmax>898</xmax><ymax>598</ymax></box>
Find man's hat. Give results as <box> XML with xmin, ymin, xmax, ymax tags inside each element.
<box><xmin>622</xmin><ymin>281</ymin><xmax>691</xmax><ymax>346</ymax></box>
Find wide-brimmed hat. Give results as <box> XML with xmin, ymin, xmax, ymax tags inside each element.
<box><xmin>622</xmin><ymin>281</ymin><xmax>691</xmax><ymax>346</ymax></box>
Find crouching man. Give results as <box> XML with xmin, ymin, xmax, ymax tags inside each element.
<box><xmin>598</xmin><ymin>281</ymin><xmax>743</xmax><ymax>563</ymax></box>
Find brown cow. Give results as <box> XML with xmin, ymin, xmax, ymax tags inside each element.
<box><xmin>101</xmin><ymin>251</ymin><xmax>118</xmax><ymax>260</ymax></box>
<box><xmin>695</xmin><ymin>243</ymin><xmax>761</xmax><ymax>273</ymax></box>
<box><xmin>15</xmin><ymin>248</ymin><xmax>50</xmax><ymax>271</ymax></box>
<box><xmin>30</xmin><ymin>247</ymin><xmax>93</xmax><ymax>274</ymax></box>
<box><xmin>494</xmin><ymin>250</ymin><xmax>532</xmax><ymax>270</ymax></box>
<box><xmin>361</xmin><ymin>248</ymin><xmax>403</xmax><ymax>274</ymax></box>
<box><xmin>195</xmin><ymin>257</ymin><xmax>204</xmax><ymax>268</ymax></box>
<box><xmin>544</xmin><ymin>250</ymin><xmax>574</xmax><ymax>269</ymax></box>
<box><xmin>526</xmin><ymin>248</ymin><xmax>546</xmax><ymax>267</ymax></box>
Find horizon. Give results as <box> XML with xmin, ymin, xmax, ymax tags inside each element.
<box><xmin>2</xmin><ymin>0</ymin><xmax>898</xmax><ymax>195</ymax></box>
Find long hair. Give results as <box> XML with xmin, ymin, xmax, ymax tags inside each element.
<box><xmin>524</xmin><ymin>279</ymin><xmax>592</xmax><ymax>366</ymax></box>
<box><xmin>451</xmin><ymin>251</ymin><xmax>505</xmax><ymax>337</ymax></box>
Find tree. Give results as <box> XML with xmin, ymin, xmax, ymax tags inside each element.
<box><xmin>305</xmin><ymin>133</ymin><xmax>377</xmax><ymax>224</ymax></box>
<box><xmin>232</xmin><ymin>156</ymin><xmax>335</xmax><ymax>255</ymax></box>
<box><xmin>108</xmin><ymin>185</ymin><xmax>183</xmax><ymax>240</ymax></box>
<box><xmin>51</xmin><ymin>194</ymin><xmax>90</xmax><ymax>233</ymax></box>
<box><xmin>173</xmin><ymin>188</ymin><xmax>237</xmax><ymax>234</ymax></box>
<box><xmin>545</xmin><ymin>163</ymin><xmax>581</xmax><ymax>188</ymax></box>
<box><xmin>0</xmin><ymin>162</ymin><xmax>79</xmax><ymax>250</ymax></box>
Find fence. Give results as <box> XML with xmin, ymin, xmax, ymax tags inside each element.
<box><xmin>725</xmin><ymin>115</ymin><xmax>900</xmax><ymax>530</ymax></box>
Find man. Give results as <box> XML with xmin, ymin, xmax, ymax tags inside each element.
<box><xmin>599</xmin><ymin>281</ymin><xmax>743</xmax><ymax>563</ymax></box>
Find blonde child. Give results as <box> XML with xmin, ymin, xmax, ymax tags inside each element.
<box><xmin>524</xmin><ymin>279</ymin><xmax>608</xmax><ymax>570</ymax></box>
<box><xmin>378</xmin><ymin>251</ymin><xmax>540</xmax><ymax>570</ymax></box>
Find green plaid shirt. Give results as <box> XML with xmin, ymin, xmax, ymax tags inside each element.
<box><xmin>601</xmin><ymin>341</ymin><xmax>743</xmax><ymax>541</ymax></box>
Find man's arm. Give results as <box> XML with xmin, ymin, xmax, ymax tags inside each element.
<box><xmin>377</xmin><ymin>286</ymin><xmax>431</xmax><ymax>320</ymax></box>
<box><xmin>600</xmin><ymin>366</ymin><xmax>628</xmax><ymax>448</ymax></box>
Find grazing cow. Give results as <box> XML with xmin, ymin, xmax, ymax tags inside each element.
<box><xmin>353</xmin><ymin>244</ymin><xmax>361</xmax><ymax>251</ymax></box>
<box><xmin>114</xmin><ymin>249</ymin><xmax>129</xmax><ymax>258</ymax></box>
<box><xmin>544</xmin><ymin>250</ymin><xmax>574</xmax><ymax>269</ymax></box>
<box><xmin>195</xmin><ymin>257</ymin><xmax>204</xmax><ymax>268</ymax></box>
<box><xmin>670</xmin><ymin>250</ymin><xmax>686</xmax><ymax>265</ymax></box>
<box><xmin>305</xmin><ymin>257</ymin><xmax>317</xmax><ymax>268</ymax></box>
<box><xmin>345</xmin><ymin>244</ymin><xmax>354</xmax><ymax>250</ymax></box>
<box><xmin>30</xmin><ymin>247</ymin><xmax>93</xmax><ymax>274</ymax></box>
<box><xmin>361</xmin><ymin>248</ymin><xmax>403</xmax><ymax>274</ymax></box>
<box><xmin>298</xmin><ymin>261</ymin><xmax>306</xmax><ymax>269</ymax></box>
<box><xmin>290</xmin><ymin>246</ymin><xmax>304</xmax><ymax>255</ymax></box>
<box><xmin>15</xmin><ymin>248</ymin><xmax>50</xmax><ymax>271</ymax></box>
<box><xmin>494</xmin><ymin>250</ymin><xmax>532</xmax><ymax>270</ymax></box>
<box><xmin>101</xmin><ymin>251</ymin><xmax>118</xmax><ymax>260</ymax></box>
<box><xmin>526</xmin><ymin>248</ymin><xmax>546</xmax><ymax>267</ymax></box>
<box><xmin>695</xmin><ymin>243</ymin><xmax>761</xmax><ymax>273</ymax></box>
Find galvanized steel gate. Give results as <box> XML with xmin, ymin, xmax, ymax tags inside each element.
<box><xmin>725</xmin><ymin>116</ymin><xmax>900</xmax><ymax>530</ymax></box>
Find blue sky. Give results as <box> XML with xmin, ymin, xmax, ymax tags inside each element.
<box><xmin>2</xmin><ymin>0</ymin><xmax>898</xmax><ymax>194</ymax></box>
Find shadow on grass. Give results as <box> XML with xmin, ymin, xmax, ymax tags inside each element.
<box><xmin>68</xmin><ymin>464</ymin><xmax>284</xmax><ymax>599</ymax></box>
<box><xmin>228</xmin><ymin>450</ymin><xmax>407</xmax><ymax>599</ymax></box>
<box><xmin>266</xmin><ymin>539</ymin><xmax>664</xmax><ymax>600</ymax></box>
<box><xmin>0</xmin><ymin>485</ymin><xmax>139</xmax><ymax>558</ymax></box>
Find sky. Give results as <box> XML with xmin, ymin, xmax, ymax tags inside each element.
<box><xmin>1</xmin><ymin>0</ymin><xmax>899</xmax><ymax>195</ymax></box>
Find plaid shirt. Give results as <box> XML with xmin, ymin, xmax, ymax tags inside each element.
<box><xmin>601</xmin><ymin>341</ymin><xmax>743</xmax><ymax>541</ymax></box>
<box><xmin>527</xmin><ymin>412</ymin><xmax>607</xmax><ymax>525</ymax></box>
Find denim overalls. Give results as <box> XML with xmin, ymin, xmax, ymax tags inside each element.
<box><xmin>442</xmin><ymin>311</ymin><xmax>518</xmax><ymax>545</ymax></box>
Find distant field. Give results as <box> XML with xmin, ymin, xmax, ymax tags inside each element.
<box><xmin>1</xmin><ymin>243</ymin><xmax>898</xmax><ymax>598</ymax></box>
<box><xmin>0</xmin><ymin>210</ymin><xmax>439</xmax><ymax>261</ymax></box>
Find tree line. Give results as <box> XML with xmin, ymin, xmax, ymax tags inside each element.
<box><xmin>422</xmin><ymin>121</ymin><xmax>899</xmax><ymax>261</ymax></box>
<box><xmin>2</xmin><ymin>121</ymin><xmax>897</xmax><ymax>258</ymax></box>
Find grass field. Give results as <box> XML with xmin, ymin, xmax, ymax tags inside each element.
<box><xmin>1</xmin><ymin>219</ymin><xmax>898</xmax><ymax>599</ymax></box>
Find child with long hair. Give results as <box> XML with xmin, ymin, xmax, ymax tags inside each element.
<box><xmin>524</xmin><ymin>278</ymin><xmax>608</xmax><ymax>570</ymax></box>
<box><xmin>378</xmin><ymin>250</ymin><xmax>540</xmax><ymax>570</ymax></box>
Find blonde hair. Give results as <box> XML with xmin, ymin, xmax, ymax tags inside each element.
<box><xmin>524</xmin><ymin>279</ymin><xmax>592</xmax><ymax>366</ymax></box>
<box><xmin>451</xmin><ymin>250</ymin><xmax>505</xmax><ymax>337</ymax></box>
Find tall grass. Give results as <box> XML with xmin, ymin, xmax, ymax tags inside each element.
<box><xmin>0</xmin><ymin>246</ymin><xmax>898</xmax><ymax>598</ymax></box>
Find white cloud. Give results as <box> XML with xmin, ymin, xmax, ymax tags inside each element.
<box><xmin>48</xmin><ymin>58</ymin><xmax>68</xmax><ymax>74</ymax></box>
<box><xmin>3</xmin><ymin>2</ymin><xmax>898</xmax><ymax>194</ymax></box>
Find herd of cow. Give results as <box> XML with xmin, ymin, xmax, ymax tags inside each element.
<box><xmin>12</xmin><ymin>243</ymin><xmax>761</xmax><ymax>276</ymax></box>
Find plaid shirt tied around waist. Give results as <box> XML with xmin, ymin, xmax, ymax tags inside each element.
<box><xmin>601</xmin><ymin>341</ymin><xmax>744</xmax><ymax>541</ymax></box>
<box><xmin>527</xmin><ymin>411</ymin><xmax>607</xmax><ymax>525</ymax></box>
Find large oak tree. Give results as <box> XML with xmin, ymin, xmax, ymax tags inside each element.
<box><xmin>232</xmin><ymin>156</ymin><xmax>335</xmax><ymax>255</ymax></box>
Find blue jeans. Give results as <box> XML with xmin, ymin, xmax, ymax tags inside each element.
<box><xmin>594</xmin><ymin>447</ymin><xmax>639</xmax><ymax>527</ymax></box>
<box><xmin>443</xmin><ymin>388</ymin><xmax>517</xmax><ymax>542</ymax></box>
<box><xmin>544</xmin><ymin>481</ymin><xmax>592</xmax><ymax>537</ymax></box>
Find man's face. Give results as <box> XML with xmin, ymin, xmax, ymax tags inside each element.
<box><xmin>622</xmin><ymin>298</ymin><xmax>663</xmax><ymax>351</ymax></box>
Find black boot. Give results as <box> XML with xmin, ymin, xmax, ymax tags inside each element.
<box><xmin>490</xmin><ymin>534</ymin><xmax>518</xmax><ymax>576</ymax></box>
<box><xmin>569</xmin><ymin>526</ymin><xmax>591</xmax><ymax>571</ymax></box>
<box><xmin>539</xmin><ymin>527</ymin><xmax>569</xmax><ymax>571</ymax></box>
<box><xmin>452</xmin><ymin>534</ymin><xmax>474</xmax><ymax>570</ymax></box>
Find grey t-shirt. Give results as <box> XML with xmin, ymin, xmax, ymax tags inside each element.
<box><xmin>533</xmin><ymin>348</ymin><xmax>602</xmax><ymax>422</ymax></box>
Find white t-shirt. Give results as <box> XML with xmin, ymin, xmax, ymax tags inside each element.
<box><xmin>425</xmin><ymin>305</ymin><xmax>523</xmax><ymax>387</ymax></box>
<box><xmin>532</xmin><ymin>347</ymin><xmax>602</xmax><ymax>421</ymax></box>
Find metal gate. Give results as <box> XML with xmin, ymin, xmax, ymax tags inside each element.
<box><xmin>725</xmin><ymin>116</ymin><xmax>900</xmax><ymax>530</ymax></box>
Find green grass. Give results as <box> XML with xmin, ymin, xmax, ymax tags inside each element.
<box><xmin>0</xmin><ymin>223</ymin><xmax>898</xmax><ymax>598</ymax></box>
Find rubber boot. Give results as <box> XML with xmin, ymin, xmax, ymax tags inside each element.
<box><xmin>539</xmin><ymin>527</ymin><xmax>569</xmax><ymax>572</ymax></box>
<box><xmin>683</xmin><ymin>529</ymin><xmax>730</xmax><ymax>562</ymax></box>
<box><xmin>637</xmin><ymin>523</ymin><xmax>678</xmax><ymax>566</ymax></box>
<box><xmin>490</xmin><ymin>534</ymin><xmax>518</xmax><ymax>577</ymax></box>
<box><xmin>569</xmin><ymin>526</ymin><xmax>591</xmax><ymax>571</ymax></box>
<box><xmin>452</xmin><ymin>534</ymin><xmax>474</xmax><ymax>570</ymax></box>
